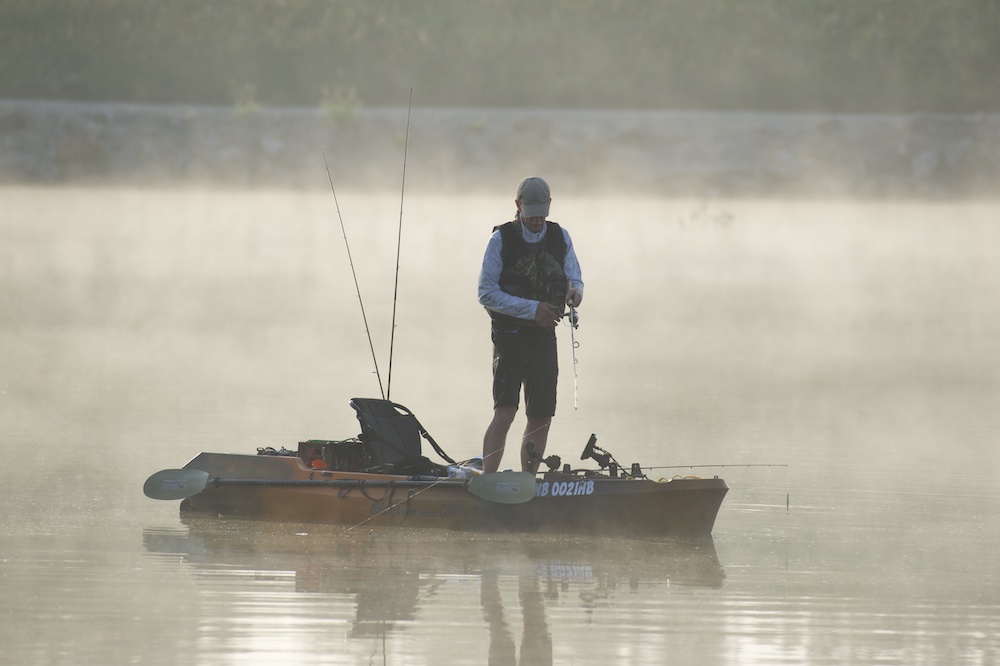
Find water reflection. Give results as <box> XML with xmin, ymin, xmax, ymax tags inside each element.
<box><xmin>481</xmin><ymin>572</ymin><xmax>551</xmax><ymax>664</ymax></box>
<box><xmin>143</xmin><ymin>518</ymin><xmax>724</xmax><ymax>663</ymax></box>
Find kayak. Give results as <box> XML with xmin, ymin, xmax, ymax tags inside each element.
<box><xmin>144</xmin><ymin>398</ymin><xmax>728</xmax><ymax>537</ymax></box>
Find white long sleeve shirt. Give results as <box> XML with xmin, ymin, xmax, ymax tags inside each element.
<box><xmin>478</xmin><ymin>219</ymin><xmax>584</xmax><ymax>321</ymax></box>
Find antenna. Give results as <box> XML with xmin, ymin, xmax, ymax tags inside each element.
<box><xmin>322</xmin><ymin>150</ymin><xmax>385</xmax><ymax>399</ymax></box>
<box><xmin>386</xmin><ymin>89</ymin><xmax>412</xmax><ymax>401</ymax></box>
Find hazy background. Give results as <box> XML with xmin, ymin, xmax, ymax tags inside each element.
<box><xmin>3</xmin><ymin>2</ymin><xmax>999</xmax><ymax>196</ymax></box>
<box><xmin>3</xmin><ymin>3</ymin><xmax>1000</xmax><ymax>664</ymax></box>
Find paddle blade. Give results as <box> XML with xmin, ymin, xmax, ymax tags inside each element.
<box><xmin>468</xmin><ymin>471</ymin><xmax>536</xmax><ymax>504</ymax></box>
<box><xmin>143</xmin><ymin>468</ymin><xmax>210</xmax><ymax>500</ymax></box>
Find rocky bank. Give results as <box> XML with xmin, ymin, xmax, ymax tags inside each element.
<box><xmin>1</xmin><ymin>100</ymin><xmax>997</xmax><ymax>197</ymax></box>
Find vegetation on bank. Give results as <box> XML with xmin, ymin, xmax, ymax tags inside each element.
<box><xmin>1</xmin><ymin>0</ymin><xmax>998</xmax><ymax>113</ymax></box>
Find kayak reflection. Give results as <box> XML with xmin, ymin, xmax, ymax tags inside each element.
<box><xmin>143</xmin><ymin>517</ymin><xmax>725</xmax><ymax>658</ymax></box>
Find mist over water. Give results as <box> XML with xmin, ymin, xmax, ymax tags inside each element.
<box><xmin>2</xmin><ymin>186</ymin><xmax>999</xmax><ymax>664</ymax></box>
<box><xmin>5</xmin><ymin>4</ymin><xmax>999</xmax><ymax>661</ymax></box>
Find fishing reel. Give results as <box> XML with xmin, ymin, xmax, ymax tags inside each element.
<box><xmin>525</xmin><ymin>442</ymin><xmax>562</xmax><ymax>473</ymax></box>
<box><xmin>560</xmin><ymin>307</ymin><xmax>580</xmax><ymax>328</ymax></box>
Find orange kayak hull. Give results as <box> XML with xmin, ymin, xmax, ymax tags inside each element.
<box><xmin>177</xmin><ymin>452</ymin><xmax>728</xmax><ymax>537</ymax></box>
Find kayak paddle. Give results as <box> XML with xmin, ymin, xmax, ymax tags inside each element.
<box><xmin>143</xmin><ymin>468</ymin><xmax>536</xmax><ymax>504</ymax></box>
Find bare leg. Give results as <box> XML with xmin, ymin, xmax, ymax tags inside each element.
<box><xmin>483</xmin><ymin>406</ymin><xmax>517</xmax><ymax>474</ymax></box>
<box><xmin>521</xmin><ymin>416</ymin><xmax>552</xmax><ymax>473</ymax></box>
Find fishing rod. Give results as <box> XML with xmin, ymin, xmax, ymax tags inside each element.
<box><xmin>580</xmin><ymin>447</ymin><xmax>786</xmax><ymax>480</ymax></box>
<box><xmin>386</xmin><ymin>89</ymin><xmax>413</xmax><ymax>402</ymax></box>
<box><xmin>559</xmin><ymin>305</ymin><xmax>580</xmax><ymax>409</ymax></box>
<box><xmin>646</xmin><ymin>464</ymin><xmax>789</xmax><ymax>470</ymax></box>
<box><xmin>567</xmin><ymin>305</ymin><xmax>580</xmax><ymax>409</ymax></box>
<box><xmin>322</xmin><ymin>150</ymin><xmax>385</xmax><ymax>399</ymax></box>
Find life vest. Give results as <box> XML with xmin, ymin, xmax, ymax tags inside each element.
<box><xmin>489</xmin><ymin>220</ymin><xmax>568</xmax><ymax>329</ymax></box>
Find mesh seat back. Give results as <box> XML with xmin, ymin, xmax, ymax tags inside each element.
<box><xmin>349</xmin><ymin>398</ymin><xmax>424</xmax><ymax>467</ymax></box>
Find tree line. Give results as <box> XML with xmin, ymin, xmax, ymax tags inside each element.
<box><xmin>2</xmin><ymin>0</ymin><xmax>997</xmax><ymax>113</ymax></box>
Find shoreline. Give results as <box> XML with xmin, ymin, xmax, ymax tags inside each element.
<box><xmin>2</xmin><ymin>99</ymin><xmax>998</xmax><ymax>197</ymax></box>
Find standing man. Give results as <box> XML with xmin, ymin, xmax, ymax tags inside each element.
<box><xmin>478</xmin><ymin>177</ymin><xmax>584</xmax><ymax>474</ymax></box>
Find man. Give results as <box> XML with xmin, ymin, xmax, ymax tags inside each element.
<box><xmin>478</xmin><ymin>176</ymin><xmax>584</xmax><ymax>474</ymax></box>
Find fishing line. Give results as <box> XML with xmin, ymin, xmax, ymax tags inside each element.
<box><xmin>340</xmin><ymin>430</ymin><xmax>538</xmax><ymax>535</ymax></box>
<box><xmin>522</xmin><ymin>422</ymin><xmax>551</xmax><ymax>441</ymax></box>
<box><xmin>386</xmin><ymin>89</ymin><xmax>413</xmax><ymax>401</ymax></box>
<box><xmin>339</xmin><ymin>483</ymin><xmax>424</xmax><ymax>535</ymax></box>
<box><xmin>322</xmin><ymin>150</ymin><xmax>385</xmax><ymax>399</ymax></box>
<box><xmin>338</xmin><ymin>463</ymin><xmax>507</xmax><ymax>535</ymax></box>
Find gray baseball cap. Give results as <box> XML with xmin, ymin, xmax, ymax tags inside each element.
<box><xmin>516</xmin><ymin>176</ymin><xmax>551</xmax><ymax>218</ymax></box>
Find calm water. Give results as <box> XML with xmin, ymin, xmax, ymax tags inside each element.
<box><xmin>2</xmin><ymin>187</ymin><xmax>999</xmax><ymax>665</ymax></box>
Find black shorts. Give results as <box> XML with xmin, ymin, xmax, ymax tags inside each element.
<box><xmin>491</xmin><ymin>326</ymin><xmax>559</xmax><ymax>418</ymax></box>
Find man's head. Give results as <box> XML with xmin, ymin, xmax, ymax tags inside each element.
<box><xmin>515</xmin><ymin>177</ymin><xmax>551</xmax><ymax>225</ymax></box>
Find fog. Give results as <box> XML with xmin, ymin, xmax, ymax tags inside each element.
<box><xmin>4</xmin><ymin>101</ymin><xmax>999</xmax><ymax>199</ymax></box>
<box><xmin>3</xmin><ymin>186</ymin><xmax>1000</xmax><ymax>663</ymax></box>
<box><xmin>3</xmin><ymin>3</ymin><xmax>1000</xmax><ymax>662</ymax></box>
<box><xmin>4</xmin><ymin>187</ymin><xmax>997</xmax><ymax>477</ymax></box>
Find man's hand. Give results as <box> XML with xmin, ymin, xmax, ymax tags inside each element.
<box><xmin>565</xmin><ymin>287</ymin><xmax>583</xmax><ymax>308</ymax></box>
<box><xmin>534</xmin><ymin>301</ymin><xmax>562</xmax><ymax>328</ymax></box>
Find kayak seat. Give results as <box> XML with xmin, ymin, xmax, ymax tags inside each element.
<box><xmin>349</xmin><ymin>398</ymin><xmax>456</xmax><ymax>474</ymax></box>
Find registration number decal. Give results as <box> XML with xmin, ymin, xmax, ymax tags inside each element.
<box><xmin>535</xmin><ymin>480</ymin><xmax>595</xmax><ymax>497</ymax></box>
